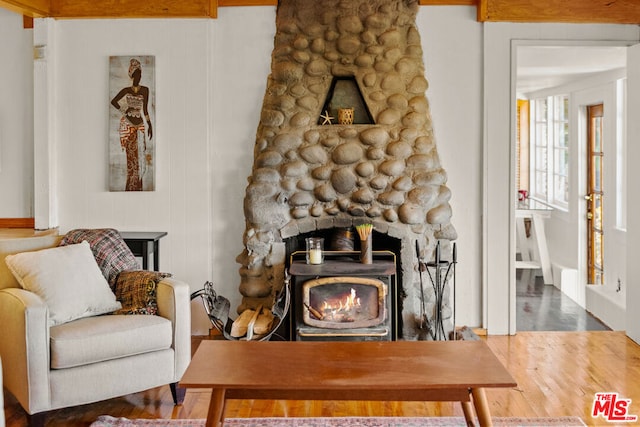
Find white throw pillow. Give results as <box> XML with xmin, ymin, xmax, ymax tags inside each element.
<box><xmin>5</xmin><ymin>241</ymin><xmax>122</xmax><ymax>326</ymax></box>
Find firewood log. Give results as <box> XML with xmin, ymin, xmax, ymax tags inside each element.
<box><xmin>246</xmin><ymin>305</ymin><xmax>263</xmax><ymax>340</ymax></box>
<box><xmin>253</xmin><ymin>308</ymin><xmax>275</xmax><ymax>336</ymax></box>
<box><xmin>304</xmin><ymin>302</ymin><xmax>324</xmax><ymax>320</ymax></box>
<box><xmin>230</xmin><ymin>309</ymin><xmax>256</xmax><ymax>338</ymax></box>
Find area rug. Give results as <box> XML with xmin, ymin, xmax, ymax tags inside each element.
<box><xmin>91</xmin><ymin>415</ymin><xmax>587</xmax><ymax>427</ymax></box>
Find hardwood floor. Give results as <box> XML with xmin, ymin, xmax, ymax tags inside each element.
<box><xmin>516</xmin><ymin>271</ymin><xmax>610</xmax><ymax>332</ymax></box>
<box><xmin>3</xmin><ymin>331</ymin><xmax>640</xmax><ymax>426</ymax></box>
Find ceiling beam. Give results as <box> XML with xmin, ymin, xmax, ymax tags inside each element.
<box><xmin>49</xmin><ymin>0</ymin><xmax>216</xmax><ymax>19</ymax></box>
<box><xmin>478</xmin><ymin>0</ymin><xmax>640</xmax><ymax>24</ymax></box>
<box><xmin>218</xmin><ymin>0</ymin><xmax>276</xmax><ymax>6</ymax></box>
<box><xmin>419</xmin><ymin>0</ymin><xmax>476</xmax><ymax>5</ymax></box>
<box><xmin>2</xmin><ymin>0</ymin><xmax>640</xmax><ymax>23</ymax></box>
<box><xmin>0</xmin><ymin>0</ymin><xmax>48</xmax><ymax>17</ymax></box>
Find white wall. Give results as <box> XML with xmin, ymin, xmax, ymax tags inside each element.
<box><xmin>209</xmin><ymin>7</ymin><xmax>276</xmax><ymax>317</ymax></box>
<box><xmin>418</xmin><ymin>6</ymin><xmax>483</xmax><ymax>327</ymax></box>
<box><xmin>51</xmin><ymin>18</ymin><xmax>213</xmax><ymax>333</ymax></box>
<box><xmin>0</xmin><ymin>9</ymin><xmax>34</xmax><ymax>217</ymax></box>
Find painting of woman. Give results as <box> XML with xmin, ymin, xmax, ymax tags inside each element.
<box><xmin>109</xmin><ymin>56</ymin><xmax>155</xmax><ymax>191</ymax></box>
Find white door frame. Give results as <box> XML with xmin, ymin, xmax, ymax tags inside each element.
<box><xmin>625</xmin><ymin>43</ymin><xmax>640</xmax><ymax>344</ymax></box>
<box><xmin>482</xmin><ymin>21</ymin><xmax>638</xmax><ymax>335</ymax></box>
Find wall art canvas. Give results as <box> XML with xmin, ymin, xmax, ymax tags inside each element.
<box><xmin>109</xmin><ymin>55</ymin><xmax>156</xmax><ymax>191</ymax></box>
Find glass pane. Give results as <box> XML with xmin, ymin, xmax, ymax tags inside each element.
<box><xmin>555</xmin><ymin>148</ymin><xmax>569</xmax><ymax>175</ymax></box>
<box><xmin>561</xmin><ymin>122</ymin><xmax>569</xmax><ymax>148</ymax></box>
<box><xmin>536</xmin><ymin>147</ymin><xmax>547</xmax><ymax>170</ymax></box>
<box><xmin>536</xmin><ymin>99</ymin><xmax>548</xmax><ymax>121</ymax></box>
<box><xmin>536</xmin><ymin>172</ymin><xmax>547</xmax><ymax>197</ymax></box>
<box><xmin>593</xmin><ymin>117</ymin><xmax>602</xmax><ymax>152</ymax></box>
<box><xmin>593</xmin><ymin>270</ymin><xmax>603</xmax><ymax>285</ymax></box>
<box><xmin>594</xmin><ymin>196</ymin><xmax>603</xmax><ymax>230</ymax></box>
<box><xmin>561</xmin><ymin>96</ymin><xmax>569</xmax><ymax>121</ymax></box>
<box><xmin>536</xmin><ymin>124</ymin><xmax>548</xmax><ymax>147</ymax></box>
<box><xmin>593</xmin><ymin>157</ymin><xmax>602</xmax><ymax>192</ymax></box>
<box><xmin>593</xmin><ymin>233</ymin><xmax>603</xmax><ymax>268</ymax></box>
<box><xmin>554</xmin><ymin>175</ymin><xmax>568</xmax><ymax>203</ymax></box>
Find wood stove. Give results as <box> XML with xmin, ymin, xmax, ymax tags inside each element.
<box><xmin>289</xmin><ymin>251</ymin><xmax>396</xmax><ymax>341</ymax></box>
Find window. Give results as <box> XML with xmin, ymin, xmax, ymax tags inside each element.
<box><xmin>530</xmin><ymin>95</ymin><xmax>569</xmax><ymax>209</ymax></box>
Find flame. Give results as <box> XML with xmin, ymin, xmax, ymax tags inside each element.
<box><xmin>318</xmin><ymin>288</ymin><xmax>361</xmax><ymax>321</ymax></box>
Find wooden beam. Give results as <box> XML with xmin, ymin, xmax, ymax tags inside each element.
<box><xmin>478</xmin><ymin>0</ymin><xmax>640</xmax><ymax>24</ymax></box>
<box><xmin>49</xmin><ymin>0</ymin><xmax>214</xmax><ymax>18</ymax></box>
<box><xmin>420</xmin><ymin>0</ymin><xmax>476</xmax><ymax>5</ymax></box>
<box><xmin>23</xmin><ymin>14</ymin><xmax>33</xmax><ymax>28</ymax></box>
<box><xmin>0</xmin><ymin>0</ymin><xmax>49</xmax><ymax>17</ymax></box>
<box><xmin>210</xmin><ymin>0</ymin><xmax>217</xmax><ymax>18</ymax></box>
<box><xmin>3</xmin><ymin>0</ymin><xmax>640</xmax><ymax>25</ymax></box>
<box><xmin>218</xmin><ymin>0</ymin><xmax>276</xmax><ymax>5</ymax></box>
<box><xmin>0</xmin><ymin>218</ymin><xmax>36</xmax><ymax>228</ymax></box>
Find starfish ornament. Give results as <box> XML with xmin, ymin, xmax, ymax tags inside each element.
<box><xmin>320</xmin><ymin>110</ymin><xmax>334</xmax><ymax>125</ymax></box>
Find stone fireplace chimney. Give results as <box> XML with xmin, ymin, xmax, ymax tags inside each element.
<box><xmin>236</xmin><ymin>0</ymin><xmax>456</xmax><ymax>340</ymax></box>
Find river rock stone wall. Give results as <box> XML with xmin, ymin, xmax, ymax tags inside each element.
<box><xmin>236</xmin><ymin>0</ymin><xmax>456</xmax><ymax>340</ymax></box>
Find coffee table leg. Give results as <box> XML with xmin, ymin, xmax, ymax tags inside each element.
<box><xmin>460</xmin><ymin>400</ymin><xmax>476</xmax><ymax>426</ymax></box>
<box><xmin>206</xmin><ymin>388</ymin><xmax>226</xmax><ymax>427</ymax></box>
<box><xmin>470</xmin><ymin>387</ymin><xmax>492</xmax><ymax>427</ymax></box>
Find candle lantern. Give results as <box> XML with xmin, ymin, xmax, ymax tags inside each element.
<box><xmin>305</xmin><ymin>237</ymin><xmax>324</xmax><ymax>265</ymax></box>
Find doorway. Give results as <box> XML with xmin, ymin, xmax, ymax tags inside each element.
<box><xmin>513</xmin><ymin>44</ymin><xmax>625</xmax><ymax>332</ymax></box>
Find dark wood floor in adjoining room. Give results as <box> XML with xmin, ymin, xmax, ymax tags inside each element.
<box><xmin>4</xmin><ymin>332</ymin><xmax>640</xmax><ymax>426</ymax></box>
<box><xmin>516</xmin><ymin>270</ymin><xmax>610</xmax><ymax>332</ymax></box>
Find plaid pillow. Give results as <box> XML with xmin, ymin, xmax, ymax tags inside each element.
<box><xmin>59</xmin><ymin>228</ymin><xmax>139</xmax><ymax>289</ymax></box>
<box><xmin>113</xmin><ymin>270</ymin><xmax>172</xmax><ymax>315</ymax></box>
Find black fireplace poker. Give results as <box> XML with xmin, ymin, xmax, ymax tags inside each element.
<box><xmin>416</xmin><ymin>240</ymin><xmax>431</xmax><ymax>334</ymax></box>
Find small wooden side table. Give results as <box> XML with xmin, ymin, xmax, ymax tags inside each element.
<box><xmin>120</xmin><ymin>231</ymin><xmax>167</xmax><ymax>271</ymax></box>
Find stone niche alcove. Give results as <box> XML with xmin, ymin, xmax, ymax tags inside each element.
<box><xmin>236</xmin><ymin>0</ymin><xmax>456</xmax><ymax>340</ymax></box>
<box><xmin>317</xmin><ymin>76</ymin><xmax>375</xmax><ymax>125</ymax></box>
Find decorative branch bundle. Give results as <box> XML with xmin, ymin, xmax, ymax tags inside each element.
<box><xmin>356</xmin><ymin>224</ymin><xmax>373</xmax><ymax>264</ymax></box>
<box><xmin>355</xmin><ymin>223</ymin><xmax>373</xmax><ymax>241</ymax></box>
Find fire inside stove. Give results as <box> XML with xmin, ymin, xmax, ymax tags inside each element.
<box><xmin>302</xmin><ymin>277</ymin><xmax>386</xmax><ymax>329</ymax></box>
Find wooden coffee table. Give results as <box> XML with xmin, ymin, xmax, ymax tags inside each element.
<box><xmin>180</xmin><ymin>340</ymin><xmax>516</xmax><ymax>427</ymax></box>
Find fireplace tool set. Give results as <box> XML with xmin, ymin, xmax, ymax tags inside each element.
<box><xmin>417</xmin><ymin>240</ymin><xmax>457</xmax><ymax>340</ymax></box>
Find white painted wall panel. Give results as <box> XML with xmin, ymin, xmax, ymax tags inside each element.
<box><xmin>0</xmin><ymin>9</ymin><xmax>34</xmax><ymax>217</ymax></box>
<box><xmin>418</xmin><ymin>6</ymin><xmax>483</xmax><ymax>328</ymax></box>
<box><xmin>52</xmin><ymin>19</ymin><xmax>213</xmax><ymax>333</ymax></box>
<box><xmin>209</xmin><ymin>6</ymin><xmax>276</xmax><ymax>319</ymax></box>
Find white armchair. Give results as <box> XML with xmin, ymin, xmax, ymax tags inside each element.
<box><xmin>0</xmin><ymin>231</ymin><xmax>191</xmax><ymax>427</ymax></box>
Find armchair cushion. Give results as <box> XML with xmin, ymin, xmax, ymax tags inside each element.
<box><xmin>4</xmin><ymin>241</ymin><xmax>122</xmax><ymax>326</ymax></box>
<box><xmin>50</xmin><ymin>314</ymin><xmax>172</xmax><ymax>369</ymax></box>
<box><xmin>59</xmin><ymin>228</ymin><xmax>139</xmax><ymax>288</ymax></box>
